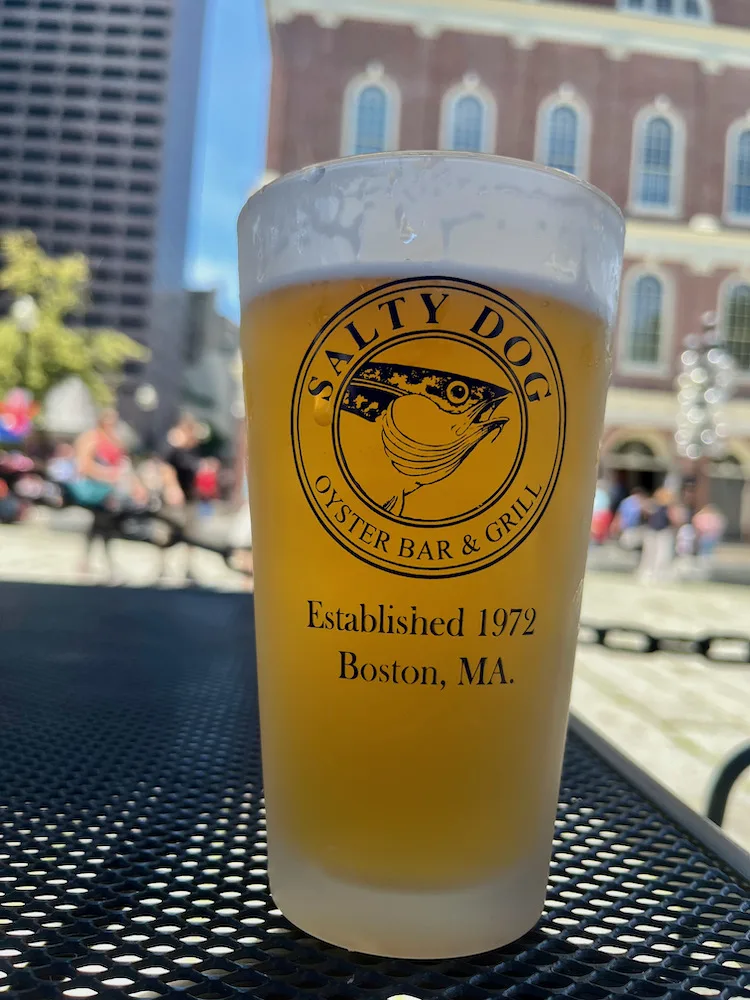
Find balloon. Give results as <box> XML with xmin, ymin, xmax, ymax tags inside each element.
<box><xmin>0</xmin><ymin>389</ymin><xmax>39</xmax><ymax>444</ymax></box>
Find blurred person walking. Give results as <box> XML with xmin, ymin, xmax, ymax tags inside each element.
<box><xmin>590</xmin><ymin>480</ymin><xmax>612</xmax><ymax>545</ymax></box>
<box><xmin>136</xmin><ymin>455</ymin><xmax>169</xmax><ymax>507</ymax></box>
<box><xmin>692</xmin><ymin>503</ymin><xmax>726</xmax><ymax>578</ymax></box>
<box><xmin>160</xmin><ymin>413</ymin><xmax>202</xmax><ymax>585</ymax></box>
<box><xmin>195</xmin><ymin>456</ymin><xmax>221</xmax><ymax>518</ymax></box>
<box><xmin>226</xmin><ymin>413</ymin><xmax>252</xmax><ymax>589</ymax></box>
<box><xmin>615</xmin><ymin>487</ymin><xmax>646</xmax><ymax>550</ymax></box>
<box><xmin>638</xmin><ymin>487</ymin><xmax>682</xmax><ymax>583</ymax></box>
<box><xmin>0</xmin><ymin>478</ymin><xmax>21</xmax><ymax>524</ymax></box>
<box><xmin>608</xmin><ymin>475</ymin><xmax>629</xmax><ymax>523</ymax></box>
<box><xmin>674</xmin><ymin>519</ymin><xmax>698</xmax><ymax>579</ymax></box>
<box><xmin>47</xmin><ymin>442</ymin><xmax>76</xmax><ymax>486</ymax></box>
<box><xmin>71</xmin><ymin>408</ymin><xmax>144</xmax><ymax>582</ymax></box>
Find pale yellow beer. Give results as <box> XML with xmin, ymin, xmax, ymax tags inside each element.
<box><xmin>244</xmin><ymin>276</ymin><xmax>606</xmax><ymax>881</ymax></box>
<box><xmin>238</xmin><ymin>154</ymin><xmax>624</xmax><ymax>959</ymax></box>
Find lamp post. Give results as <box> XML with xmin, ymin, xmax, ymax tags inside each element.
<box><xmin>10</xmin><ymin>295</ymin><xmax>40</xmax><ymax>389</ymax></box>
<box><xmin>134</xmin><ymin>382</ymin><xmax>159</xmax><ymax>451</ymax></box>
<box><xmin>674</xmin><ymin>312</ymin><xmax>735</xmax><ymax>511</ymax></box>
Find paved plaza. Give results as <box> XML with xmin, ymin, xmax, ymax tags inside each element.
<box><xmin>1</xmin><ymin>514</ymin><xmax>749</xmax><ymax>853</ymax></box>
<box><xmin>574</xmin><ymin>572</ymin><xmax>750</xmax><ymax>854</ymax></box>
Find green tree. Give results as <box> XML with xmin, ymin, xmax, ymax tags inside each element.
<box><xmin>0</xmin><ymin>231</ymin><xmax>148</xmax><ymax>406</ymax></box>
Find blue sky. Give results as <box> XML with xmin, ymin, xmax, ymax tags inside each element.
<box><xmin>186</xmin><ymin>0</ymin><xmax>271</xmax><ymax>321</ymax></box>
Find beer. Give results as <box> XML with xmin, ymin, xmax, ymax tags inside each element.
<box><xmin>238</xmin><ymin>154</ymin><xmax>624</xmax><ymax>958</ymax></box>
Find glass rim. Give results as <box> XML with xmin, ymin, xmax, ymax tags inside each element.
<box><xmin>239</xmin><ymin>150</ymin><xmax>624</xmax><ymax>228</ymax></box>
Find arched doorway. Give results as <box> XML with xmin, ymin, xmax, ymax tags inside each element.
<box><xmin>603</xmin><ymin>439</ymin><xmax>668</xmax><ymax>499</ymax></box>
<box><xmin>709</xmin><ymin>454</ymin><xmax>747</xmax><ymax>541</ymax></box>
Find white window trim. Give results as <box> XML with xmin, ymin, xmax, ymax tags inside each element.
<box><xmin>438</xmin><ymin>73</ymin><xmax>496</xmax><ymax>154</ymax></box>
<box><xmin>718</xmin><ymin>272</ymin><xmax>750</xmax><ymax>383</ymax></box>
<box><xmin>533</xmin><ymin>84</ymin><xmax>591</xmax><ymax>180</ymax></box>
<box><xmin>616</xmin><ymin>263</ymin><xmax>675</xmax><ymax>378</ymax></box>
<box><xmin>723</xmin><ymin>113</ymin><xmax>750</xmax><ymax>227</ymax></box>
<box><xmin>340</xmin><ymin>62</ymin><xmax>401</xmax><ymax>157</ymax></box>
<box><xmin>615</xmin><ymin>0</ymin><xmax>712</xmax><ymax>22</ymax></box>
<box><xmin>628</xmin><ymin>97</ymin><xmax>686</xmax><ymax>219</ymax></box>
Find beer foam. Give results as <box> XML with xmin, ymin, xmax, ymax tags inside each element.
<box><xmin>238</xmin><ymin>153</ymin><xmax>624</xmax><ymax>325</ymax></box>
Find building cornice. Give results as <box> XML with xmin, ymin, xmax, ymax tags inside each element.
<box><xmin>605</xmin><ymin>388</ymin><xmax>750</xmax><ymax>439</ymax></box>
<box><xmin>626</xmin><ymin>218</ymin><xmax>750</xmax><ymax>274</ymax></box>
<box><xmin>268</xmin><ymin>0</ymin><xmax>750</xmax><ymax>70</ymax></box>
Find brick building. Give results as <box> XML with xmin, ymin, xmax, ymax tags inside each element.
<box><xmin>263</xmin><ymin>0</ymin><xmax>750</xmax><ymax>536</ymax></box>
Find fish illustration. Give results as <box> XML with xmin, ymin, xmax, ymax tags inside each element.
<box><xmin>340</xmin><ymin>362</ymin><xmax>511</xmax><ymax>516</ymax></box>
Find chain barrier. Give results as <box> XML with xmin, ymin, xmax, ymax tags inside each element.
<box><xmin>0</xmin><ymin>463</ymin><xmax>252</xmax><ymax>576</ymax></box>
<box><xmin>116</xmin><ymin>507</ymin><xmax>252</xmax><ymax>575</ymax></box>
<box><xmin>578</xmin><ymin>623</ymin><xmax>750</xmax><ymax>664</ymax></box>
<box><xmin>2</xmin><ymin>467</ymin><xmax>749</xmax><ymax>619</ymax></box>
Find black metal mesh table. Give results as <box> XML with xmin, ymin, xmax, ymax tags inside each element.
<box><xmin>0</xmin><ymin>582</ymin><xmax>748</xmax><ymax>1000</ymax></box>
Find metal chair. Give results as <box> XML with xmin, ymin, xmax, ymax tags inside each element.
<box><xmin>707</xmin><ymin>741</ymin><xmax>750</xmax><ymax>827</ymax></box>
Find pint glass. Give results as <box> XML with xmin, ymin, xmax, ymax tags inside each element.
<box><xmin>238</xmin><ymin>153</ymin><xmax>624</xmax><ymax>959</ymax></box>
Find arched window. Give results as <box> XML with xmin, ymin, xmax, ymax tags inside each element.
<box><xmin>639</xmin><ymin>116</ymin><xmax>673</xmax><ymax>206</ymax></box>
<box><xmin>726</xmin><ymin>126</ymin><xmax>750</xmax><ymax>219</ymax></box>
<box><xmin>630</xmin><ymin>102</ymin><xmax>685</xmax><ymax>215</ymax></box>
<box><xmin>546</xmin><ymin>106</ymin><xmax>578</xmax><ymax>174</ymax></box>
<box><xmin>535</xmin><ymin>86</ymin><xmax>591</xmax><ymax>179</ymax></box>
<box><xmin>724</xmin><ymin>284</ymin><xmax>750</xmax><ymax>371</ymax></box>
<box><xmin>452</xmin><ymin>95</ymin><xmax>484</xmax><ymax>152</ymax></box>
<box><xmin>439</xmin><ymin>76</ymin><xmax>496</xmax><ymax>154</ymax></box>
<box><xmin>341</xmin><ymin>66</ymin><xmax>401</xmax><ymax>157</ymax></box>
<box><xmin>354</xmin><ymin>85</ymin><xmax>387</xmax><ymax>155</ymax></box>
<box><xmin>627</xmin><ymin>274</ymin><xmax>663</xmax><ymax>365</ymax></box>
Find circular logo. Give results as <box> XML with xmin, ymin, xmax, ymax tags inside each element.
<box><xmin>292</xmin><ymin>277</ymin><xmax>566</xmax><ymax>578</ymax></box>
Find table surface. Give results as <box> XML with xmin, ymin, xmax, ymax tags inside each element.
<box><xmin>0</xmin><ymin>582</ymin><xmax>748</xmax><ymax>1000</ymax></box>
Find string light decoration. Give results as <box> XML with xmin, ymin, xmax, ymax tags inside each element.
<box><xmin>675</xmin><ymin>312</ymin><xmax>735</xmax><ymax>462</ymax></box>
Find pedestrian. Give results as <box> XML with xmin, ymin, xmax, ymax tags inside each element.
<box><xmin>674</xmin><ymin>520</ymin><xmax>698</xmax><ymax>579</ymax></box>
<box><xmin>229</xmin><ymin>418</ymin><xmax>253</xmax><ymax>589</ymax></box>
<box><xmin>0</xmin><ymin>478</ymin><xmax>21</xmax><ymax>524</ymax></box>
<box><xmin>638</xmin><ymin>487</ymin><xmax>681</xmax><ymax>583</ymax></box>
<box><xmin>47</xmin><ymin>442</ymin><xmax>76</xmax><ymax>485</ymax></box>
<box><xmin>608</xmin><ymin>475</ymin><xmax>629</xmax><ymax>521</ymax></box>
<box><xmin>70</xmin><ymin>408</ymin><xmax>143</xmax><ymax>582</ymax></box>
<box><xmin>195</xmin><ymin>456</ymin><xmax>220</xmax><ymax>518</ymax></box>
<box><xmin>692</xmin><ymin>504</ymin><xmax>726</xmax><ymax>578</ymax></box>
<box><xmin>160</xmin><ymin>413</ymin><xmax>202</xmax><ymax>584</ymax></box>
<box><xmin>590</xmin><ymin>480</ymin><xmax>612</xmax><ymax>545</ymax></box>
<box><xmin>135</xmin><ymin>455</ymin><xmax>167</xmax><ymax>508</ymax></box>
<box><xmin>0</xmin><ymin>450</ymin><xmax>59</xmax><ymax>510</ymax></box>
<box><xmin>615</xmin><ymin>487</ymin><xmax>646</xmax><ymax>550</ymax></box>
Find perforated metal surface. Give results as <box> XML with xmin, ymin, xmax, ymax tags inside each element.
<box><xmin>0</xmin><ymin>582</ymin><xmax>748</xmax><ymax>1000</ymax></box>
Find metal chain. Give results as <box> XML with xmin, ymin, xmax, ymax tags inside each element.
<box><xmin>578</xmin><ymin>623</ymin><xmax>750</xmax><ymax>664</ymax></box>
<box><xmin>2</xmin><ymin>470</ymin><xmax>749</xmax><ymax>639</ymax></box>
<box><xmin>115</xmin><ymin>508</ymin><xmax>252</xmax><ymax>575</ymax></box>
<box><xmin>0</xmin><ymin>465</ymin><xmax>253</xmax><ymax>575</ymax></box>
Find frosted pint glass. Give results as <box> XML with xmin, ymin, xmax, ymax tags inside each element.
<box><xmin>237</xmin><ymin>153</ymin><xmax>624</xmax><ymax>959</ymax></box>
